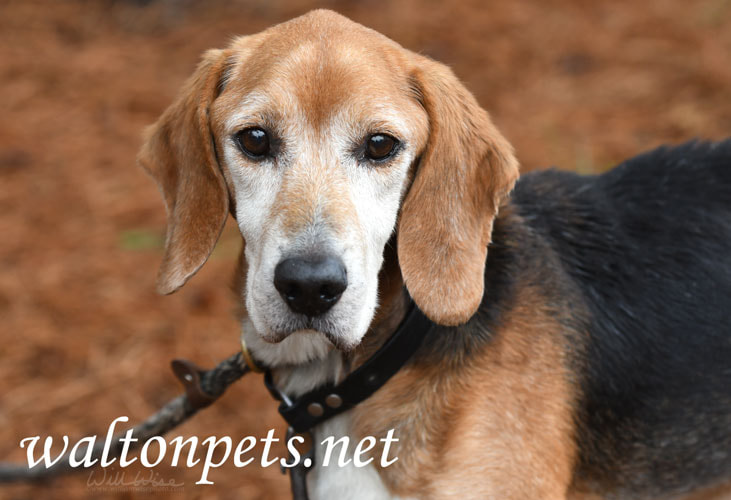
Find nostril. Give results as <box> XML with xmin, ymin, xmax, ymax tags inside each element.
<box><xmin>284</xmin><ymin>285</ymin><xmax>299</xmax><ymax>302</ymax></box>
<box><xmin>319</xmin><ymin>283</ymin><xmax>342</xmax><ymax>302</ymax></box>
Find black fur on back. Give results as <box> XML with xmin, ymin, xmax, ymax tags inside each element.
<box><xmin>515</xmin><ymin>140</ymin><xmax>731</xmax><ymax>497</ymax></box>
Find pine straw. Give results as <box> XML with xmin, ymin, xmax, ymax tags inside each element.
<box><xmin>1</xmin><ymin>1</ymin><xmax>730</xmax><ymax>499</ymax></box>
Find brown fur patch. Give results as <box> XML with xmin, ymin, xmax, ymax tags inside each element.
<box><xmin>566</xmin><ymin>483</ymin><xmax>731</xmax><ymax>500</ymax></box>
<box><xmin>353</xmin><ymin>282</ymin><xmax>577</xmax><ymax>499</ymax></box>
<box><xmin>682</xmin><ymin>483</ymin><xmax>731</xmax><ymax>500</ymax></box>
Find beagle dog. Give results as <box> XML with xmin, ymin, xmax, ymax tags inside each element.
<box><xmin>139</xmin><ymin>10</ymin><xmax>731</xmax><ymax>500</ymax></box>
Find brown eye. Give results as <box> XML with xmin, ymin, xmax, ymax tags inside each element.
<box><xmin>365</xmin><ymin>134</ymin><xmax>398</xmax><ymax>161</ymax></box>
<box><xmin>235</xmin><ymin>127</ymin><xmax>270</xmax><ymax>158</ymax></box>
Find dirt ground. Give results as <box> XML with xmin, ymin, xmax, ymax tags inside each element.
<box><xmin>0</xmin><ymin>0</ymin><xmax>729</xmax><ymax>499</ymax></box>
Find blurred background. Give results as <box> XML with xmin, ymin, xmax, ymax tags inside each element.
<box><xmin>1</xmin><ymin>0</ymin><xmax>729</xmax><ymax>498</ymax></box>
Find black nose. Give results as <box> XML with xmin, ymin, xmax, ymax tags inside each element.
<box><xmin>273</xmin><ymin>255</ymin><xmax>348</xmax><ymax>317</ymax></box>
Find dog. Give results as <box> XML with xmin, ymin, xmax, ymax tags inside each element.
<box><xmin>139</xmin><ymin>10</ymin><xmax>731</xmax><ymax>500</ymax></box>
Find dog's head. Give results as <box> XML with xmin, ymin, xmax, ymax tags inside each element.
<box><xmin>139</xmin><ymin>10</ymin><xmax>518</xmax><ymax>365</ymax></box>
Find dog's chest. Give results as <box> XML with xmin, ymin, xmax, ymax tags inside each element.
<box><xmin>308</xmin><ymin>413</ymin><xmax>401</xmax><ymax>500</ymax></box>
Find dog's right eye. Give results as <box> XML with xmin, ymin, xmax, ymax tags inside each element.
<box><xmin>235</xmin><ymin>127</ymin><xmax>270</xmax><ymax>158</ymax></box>
<box><xmin>364</xmin><ymin>134</ymin><xmax>398</xmax><ymax>161</ymax></box>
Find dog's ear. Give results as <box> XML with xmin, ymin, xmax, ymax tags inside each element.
<box><xmin>398</xmin><ymin>55</ymin><xmax>519</xmax><ymax>326</ymax></box>
<box><xmin>138</xmin><ymin>49</ymin><xmax>230</xmax><ymax>295</ymax></box>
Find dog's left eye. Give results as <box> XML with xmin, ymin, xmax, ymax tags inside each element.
<box><xmin>235</xmin><ymin>127</ymin><xmax>270</xmax><ymax>158</ymax></box>
<box><xmin>364</xmin><ymin>134</ymin><xmax>398</xmax><ymax>161</ymax></box>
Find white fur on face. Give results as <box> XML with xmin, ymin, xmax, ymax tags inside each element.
<box><xmin>223</xmin><ymin>89</ymin><xmax>419</xmax><ymax>367</ymax></box>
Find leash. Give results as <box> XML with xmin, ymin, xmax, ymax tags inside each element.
<box><xmin>244</xmin><ymin>298</ymin><xmax>433</xmax><ymax>499</ymax></box>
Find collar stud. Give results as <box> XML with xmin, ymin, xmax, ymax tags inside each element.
<box><xmin>325</xmin><ymin>394</ymin><xmax>343</xmax><ymax>408</ymax></box>
<box><xmin>307</xmin><ymin>402</ymin><xmax>324</xmax><ymax>417</ymax></box>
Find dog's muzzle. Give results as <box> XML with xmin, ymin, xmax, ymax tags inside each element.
<box><xmin>273</xmin><ymin>254</ymin><xmax>348</xmax><ymax>317</ymax></box>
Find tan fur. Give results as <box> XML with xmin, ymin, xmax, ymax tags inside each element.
<box><xmin>353</xmin><ymin>280</ymin><xmax>577</xmax><ymax>499</ymax></box>
<box><xmin>397</xmin><ymin>55</ymin><xmax>519</xmax><ymax>327</ymax></box>
<box><xmin>271</xmin><ymin>161</ymin><xmax>358</xmax><ymax>238</ymax></box>
<box><xmin>137</xmin><ymin>49</ymin><xmax>231</xmax><ymax>295</ymax></box>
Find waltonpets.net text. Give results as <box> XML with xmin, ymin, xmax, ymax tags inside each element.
<box><xmin>20</xmin><ymin>416</ymin><xmax>399</xmax><ymax>484</ymax></box>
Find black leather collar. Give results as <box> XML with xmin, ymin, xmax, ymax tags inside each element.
<box><xmin>264</xmin><ymin>297</ymin><xmax>432</xmax><ymax>433</ymax></box>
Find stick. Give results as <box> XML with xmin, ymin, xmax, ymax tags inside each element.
<box><xmin>0</xmin><ymin>351</ymin><xmax>249</xmax><ymax>483</ymax></box>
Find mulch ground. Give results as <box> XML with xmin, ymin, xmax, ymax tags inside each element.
<box><xmin>1</xmin><ymin>0</ymin><xmax>729</xmax><ymax>498</ymax></box>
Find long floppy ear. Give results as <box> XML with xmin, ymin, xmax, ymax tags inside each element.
<box><xmin>138</xmin><ymin>49</ymin><xmax>230</xmax><ymax>295</ymax></box>
<box><xmin>398</xmin><ymin>55</ymin><xmax>519</xmax><ymax>326</ymax></box>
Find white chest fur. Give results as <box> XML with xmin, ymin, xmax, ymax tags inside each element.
<box><xmin>307</xmin><ymin>413</ymin><xmax>395</xmax><ymax>500</ymax></box>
